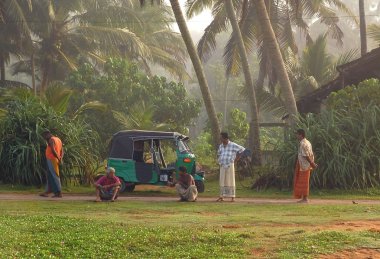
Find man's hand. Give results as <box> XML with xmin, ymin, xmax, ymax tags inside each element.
<box><xmin>311</xmin><ymin>162</ymin><xmax>318</xmax><ymax>169</ymax></box>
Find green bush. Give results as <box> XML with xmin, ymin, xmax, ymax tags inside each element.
<box><xmin>277</xmin><ymin>103</ymin><xmax>380</xmax><ymax>189</ymax></box>
<box><xmin>0</xmin><ymin>95</ymin><xmax>100</xmax><ymax>185</ymax></box>
<box><xmin>277</xmin><ymin>79</ymin><xmax>380</xmax><ymax>189</ymax></box>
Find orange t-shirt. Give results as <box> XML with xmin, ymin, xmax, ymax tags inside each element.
<box><xmin>45</xmin><ymin>136</ymin><xmax>63</xmax><ymax>160</ymax></box>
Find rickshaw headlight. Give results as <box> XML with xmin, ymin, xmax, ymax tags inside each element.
<box><xmin>183</xmin><ymin>158</ymin><xmax>192</xmax><ymax>163</ymax></box>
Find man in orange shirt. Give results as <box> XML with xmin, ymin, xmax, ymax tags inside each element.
<box><xmin>40</xmin><ymin>130</ymin><xmax>64</xmax><ymax>198</ymax></box>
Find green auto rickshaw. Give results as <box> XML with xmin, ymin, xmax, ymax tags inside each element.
<box><xmin>106</xmin><ymin>130</ymin><xmax>205</xmax><ymax>193</ymax></box>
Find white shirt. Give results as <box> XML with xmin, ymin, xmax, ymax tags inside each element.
<box><xmin>298</xmin><ymin>138</ymin><xmax>314</xmax><ymax>171</ymax></box>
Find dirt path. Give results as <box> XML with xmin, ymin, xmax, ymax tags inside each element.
<box><xmin>0</xmin><ymin>193</ymin><xmax>380</xmax><ymax>205</ymax></box>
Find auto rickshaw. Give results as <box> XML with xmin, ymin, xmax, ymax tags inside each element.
<box><xmin>106</xmin><ymin>130</ymin><xmax>205</xmax><ymax>193</ymax></box>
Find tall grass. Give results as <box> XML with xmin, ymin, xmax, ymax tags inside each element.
<box><xmin>0</xmin><ymin>95</ymin><xmax>100</xmax><ymax>185</ymax></box>
<box><xmin>278</xmin><ymin>104</ymin><xmax>380</xmax><ymax>189</ymax></box>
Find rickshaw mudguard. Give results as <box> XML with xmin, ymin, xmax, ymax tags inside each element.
<box><xmin>194</xmin><ymin>173</ymin><xmax>204</xmax><ymax>181</ymax></box>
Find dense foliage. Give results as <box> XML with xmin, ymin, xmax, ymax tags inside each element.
<box><xmin>278</xmin><ymin>79</ymin><xmax>380</xmax><ymax>189</ymax></box>
<box><xmin>66</xmin><ymin>59</ymin><xmax>201</xmax><ymax>149</ymax></box>
<box><xmin>0</xmin><ymin>93</ymin><xmax>100</xmax><ymax>185</ymax></box>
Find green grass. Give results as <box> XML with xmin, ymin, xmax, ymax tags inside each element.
<box><xmin>0</xmin><ymin>200</ymin><xmax>379</xmax><ymax>258</ymax></box>
<box><xmin>2</xmin><ymin>178</ymin><xmax>380</xmax><ymax>200</ymax></box>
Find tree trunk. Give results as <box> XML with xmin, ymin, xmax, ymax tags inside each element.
<box><xmin>0</xmin><ymin>54</ymin><xmax>5</xmax><ymax>82</ymax></box>
<box><xmin>225</xmin><ymin>0</ymin><xmax>262</xmax><ymax>166</ymax></box>
<box><xmin>255</xmin><ymin>0</ymin><xmax>298</xmax><ymax>121</ymax></box>
<box><xmin>40</xmin><ymin>61</ymin><xmax>51</xmax><ymax>94</ymax></box>
<box><xmin>223</xmin><ymin>77</ymin><xmax>229</xmax><ymax>128</ymax></box>
<box><xmin>359</xmin><ymin>0</ymin><xmax>367</xmax><ymax>56</ymax></box>
<box><xmin>169</xmin><ymin>0</ymin><xmax>221</xmax><ymax>147</ymax></box>
<box><xmin>31</xmin><ymin>54</ymin><xmax>36</xmax><ymax>95</ymax></box>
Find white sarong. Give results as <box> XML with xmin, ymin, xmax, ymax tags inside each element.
<box><xmin>219</xmin><ymin>163</ymin><xmax>235</xmax><ymax>198</ymax></box>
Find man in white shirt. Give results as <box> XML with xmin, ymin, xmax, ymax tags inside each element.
<box><xmin>293</xmin><ymin>129</ymin><xmax>317</xmax><ymax>203</ymax></box>
<box><xmin>216</xmin><ymin>132</ymin><xmax>245</xmax><ymax>202</ymax></box>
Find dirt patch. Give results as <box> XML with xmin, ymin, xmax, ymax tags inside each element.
<box><xmin>319</xmin><ymin>248</ymin><xmax>380</xmax><ymax>259</ymax></box>
<box><xmin>251</xmin><ymin>247</ymin><xmax>268</xmax><ymax>257</ymax></box>
<box><xmin>321</xmin><ymin>220</ymin><xmax>380</xmax><ymax>232</ymax></box>
<box><xmin>222</xmin><ymin>224</ymin><xmax>243</xmax><ymax>229</ymax></box>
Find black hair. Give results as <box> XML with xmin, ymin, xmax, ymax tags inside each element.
<box><xmin>42</xmin><ymin>130</ymin><xmax>51</xmax><ymax>136</ymax></box>
<box><xmin>296</xmin><ymin>129</ymin><xmax>305</xmax><ymax>137</ymax></box>
<box><xmin>178</xmin><ymin>166</ymin><xmax>187</xmax><ymax>173</ymax></box>
<box><xmin>220</xmin><ymin>132</ymin><xmax>229</xmax><ymax>140</ymax></box>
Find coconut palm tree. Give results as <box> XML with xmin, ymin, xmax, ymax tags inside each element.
<box><xmin>224</xmin><ymin>0</ymin><xmax>261</xmax><ymax>165</ymax></box>
<box><xmin>188</xmin><ymin>0</ymin><xmax>355</xmax><ymax>109</ymax></box>
<box><xmin>138</xmin><ymin>0</ymin><xmax>221</xmax><ymax>147</ymax></box>
<box><xmin>0</xmin><ymin>0</ymin><xmax>32</xmax><ymax>82</ymax></box>
<box><xmin>359</xmin><ymin>0</ymin><xmax>367</xmax><ymax>56</ymax></box>
<box><xmin>12</xmin><ymin>0</ymin><xmax>188</xmax><ymax>92</ymax></box>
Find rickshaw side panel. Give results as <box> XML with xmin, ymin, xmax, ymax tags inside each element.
<box><xmin>108</xmin><ymin>158</ymin><xmax>159</xmax><ymax>184</ymax></box>
<box><xmin>108</xmin><ymin>158</ymin><xmax>138</xmax><ymax>183</ymax></box>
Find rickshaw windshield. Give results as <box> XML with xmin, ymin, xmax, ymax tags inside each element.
<box><xmin>178</xmin><ymin>140</ymin><xmax>191</xmax><ymax>153</ymax></box>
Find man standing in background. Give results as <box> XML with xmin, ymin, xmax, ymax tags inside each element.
<box><xmin>217</xmin><ymin>132</ymin><xmax>245</xmax><ymax>202</ymax></box>
<box><xmin>40</xmin><ymin>130</ymin><xmax>64</xmax><ymax>198</ymax></box>
<box><xmin>293</xmin><ymin>129</ymin><xmax>317</xmax><ymax>203</ymax></box>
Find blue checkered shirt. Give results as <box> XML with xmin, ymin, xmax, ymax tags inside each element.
<box><xmin>217</xmin><ymin>141</ymin><xmax>245</xmax><ymax>166</ymax></box>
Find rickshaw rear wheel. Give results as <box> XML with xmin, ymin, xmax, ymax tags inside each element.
<box><xmin>195</xmin><ymin>180</ymin><xmax>205</xmax><ymax>193</ymax></box>
<box><xmin>119</xmin><ymin>178</ymin><xmax>136</xmax><ymax>192</ymax></box>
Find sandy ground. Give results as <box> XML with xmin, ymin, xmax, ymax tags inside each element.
<box><xmin>0</xmin><ymin>193</ymin><xmax>380</xmax><ymax>205</ymax></box>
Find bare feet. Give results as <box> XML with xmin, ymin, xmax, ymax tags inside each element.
<box><xmin>231</xmin><ymin>198</ymin><xmax>235</xmax><ymax>202</ymax></box>
<box><xmin>95</xmin><ymin>198</ymin><xmax>101</xmax><ymax>202</ymax></box>
<box><xmin>216</xmin><ymin>197</ymin><xmax>224</xmax><ymax>202</ymax></box>
<box><xmin>297</xmin><ymin>199</ymin><xmax>309</xmax><ymax>203</ymax></box>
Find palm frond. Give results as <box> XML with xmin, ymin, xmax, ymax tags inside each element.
<box><xmin>44</xmin><ymin>84</ymin><xmax>73</xmax><ymax>115</ymax></box>
<box><xmin>74</xmin><ymin>25</ymin><xmax>150</xmax><ymax>58</ymax></box>
<box><xmin>368</xmin><ymin>24</ymin><xmax>380</xmax><ymax>44</ymax></box>
<box><xmin>73</xmin><ymin>101</ymin><xmax>108</xmax><ymax>120</ymax></box>
<box><xmin>196</xmin><ymin>8</ymin><xmax>229</xmax><ymax>62</ymax></box>
<box><xmin>186</xmin><ymin>0</ymin><xmax>215</xmax><ymax>18</ymax></box>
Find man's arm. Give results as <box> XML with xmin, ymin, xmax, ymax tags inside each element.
<box><xmin>304</xmin><ymin>156</ymin><xmax>317</xmax><ymax>169</ymax></box>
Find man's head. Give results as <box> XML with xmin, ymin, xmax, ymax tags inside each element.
<box><xmin>220</xmin><ymin>132</ymin><xmax>229</xmax><ymax>145</ymax></box>
<box><xmin>296</xmin><ymin>129</ymin><xmax>306</xmax><ymax>141</ymax></box>
<box><xmin>106</xmin><ymin>167</ymin><xmax>116</xmax><ymax>178</ymax></box>
<box><xmin>178</xmin><ymin>166</ymin><xmax>187</xmax><ymax>175</ymax></box>
<box><xmin>42</xmin><ymin>130</ymin><xmax>52</xmax><ymax>141</ymax></box>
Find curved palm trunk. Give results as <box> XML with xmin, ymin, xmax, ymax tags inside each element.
<box><xmin>31</xmin><ymin>54</ymin><xmax>36</xmax><ymax>95</ymax></box>
<box><xmin>169</xmin><ymin>0</ymin><xmax>220</xmax><ymax>147</ymax></box>
<box><xmin>40</xmin><ymin>60</ymin><xmax>51</xmax><ymax>94</ymax></box>
<box><xmin>225</xmin><ymin>0</ymin><xmax>261</xmax><ymax>166</ymax></box>
<box><xmin>359</xmin><ymin>0</ymin><xmax>367</xmax><ymax>56</ymax></box>
<box><xmin>223</xmin><ymin>77</ymin><xmax>229</xmax><ymax>128</ymax></box>
<box><xmin>255</xmin><ymin>0</ymin><xmax>297</xmax><ymax>121</ymax></box>
<box><xmin>0</xmin><ymin>54</ymin><xmax>5</xmax><ymax>82</ymax></box>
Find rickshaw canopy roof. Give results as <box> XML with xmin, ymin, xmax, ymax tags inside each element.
<box><xmin>109</xmin><ymin>130</ymin><xmax>189</xmax><ymax>159</ymax></box>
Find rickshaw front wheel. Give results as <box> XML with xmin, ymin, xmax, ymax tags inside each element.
<box><xmin>195</xmin><ymin>180</ymin><xmax>205</xmax><ymax>193</ymax></box>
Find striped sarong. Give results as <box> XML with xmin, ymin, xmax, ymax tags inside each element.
<box><xmin>293</xmin><ymin>161</ymin><xmax>311</xmax><ymax>199</ymax></box>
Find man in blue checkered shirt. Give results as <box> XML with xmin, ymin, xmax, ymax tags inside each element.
<box><xmin>216</xmin><ymin>132</ymin><xmax>245</xmax><ymax>202</ymax></box>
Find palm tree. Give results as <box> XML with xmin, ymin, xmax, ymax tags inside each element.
<box><xmin>225</xmin><ymin>0</ymin><xmax>261</xmax><ymax>165</ymax></box>
<box><xmin>167</xmin><ymin>0</ymin><xmax>220</xmax><ymax>147</ymax></box>
<box><xmin>359</xmin><ymin>0</ymin><xmax>367</xmax><ymax>56</ymax></box>
<box><xmin>255</xmin><ymin>0</ymin><xmax>297</xmax><ymax>121</ymax></box>
<box><xmin>188</xmin><ymin>0</ymin><xmax>355</xmax><ymax>112</ymax></box>
<box><xmin>0</xmin><ymin>0</ymin><xmax>32</xmax><ymax>82</ymax></box>
<box><xmin>12</xmin><ymin>0</ymin><xmax>188</xmax><ymax>92</ymax></box>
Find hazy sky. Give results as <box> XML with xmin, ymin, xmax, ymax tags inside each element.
<box><xmin>165</xmin><ymin>0</ymin><xmax>212</xmax><ymax>33</ymax></box>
